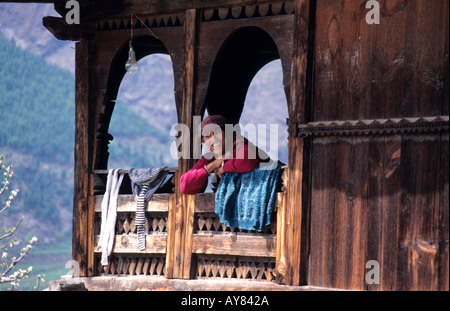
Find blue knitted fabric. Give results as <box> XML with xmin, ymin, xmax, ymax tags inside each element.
<box><xmin>215</xmin><ymin>161</ymin><xmax>282</xmax><ymax>232</ymax></box>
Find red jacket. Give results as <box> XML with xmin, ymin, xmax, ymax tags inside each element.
<box><xmin>180</xmin><ymin>138</ymin><xmax>261</xmax><ymax>195</ymax></box>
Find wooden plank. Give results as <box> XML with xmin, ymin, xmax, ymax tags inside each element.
<box><xmin>439</xmin><ymin>133</ymin><xmax>449</xmax><ymax>291</ymax></box>
<box><xmin>275</xmin><ymin>170</ymin><xmax>287</xmax><ymax>282</ymax></box>
<box><xmin>43</xmin><ymin>16</ymin><xmax>93</xmax><ymax>41</ymax></box>
<box><xmin>73</xmin><ymin>38</ymin><xmax>92</xmax><ymax>277</ymax></box>
<box><xmin>87</xmin><ymin>192</ymin><xmax>96</xmax><ymax>277</ymax></box>
<box><xmin>366</xmin><ymin>136</ymin><xmax>402</xmax><ymax>291</ymax></box>
<box><xmin>308</xmin><ymin>138</ymin><xmax>336</xmax><ymax>288</ymax></box>
<box><xmin>165</xmin><ymin>8</ymin><xmax>198</xmax><ymax>280</ymax></box>
<box><xmin>333</xmin><ymin>138</ymin><xmax>369</xmax><ymax>290</ymax></box>
<box><xmin>179</xmin><ymin>8</ymin><xmax>197</xmax><ymax>280</ymax></box>
<box><xmin>313</xmin><ymin>0</ymin><xmax>449</xmax><ymax>121</ymax></box>
<box><xmin>70</xmin><ymin>275</ymin><xmax>330</xmax><ymax>291</ymax></box>
<box><xmin>310</xmin><ymin>134</ymin><xmax>446</xmax><ymax>291</ymax></box>
<box><xmin>397</xmin><ymin>135</ymin><xmax>441</xmax><ymax>290</ymax></box>
<box><xmin>195</xmin><ymin>193</ymin><xmax>216</xmax><ymax>213</ymax></box>
<box><xmin>165</xmin><ymin>194</ymin><xmax>177</xmax><ymax>278</ymax></box>
<box><xmin>179</xmin><ymin>194</ymin><xmax>196</xmax><ymax>279</ymax></box>
<box><xmin>279</xmin><ymin>0</ymin><xmax>312</xmax><ymax>286</ymax></box>
<box><xmin>94</xmin><ymin>194</ymin><xmax>170</xmax><ymax>212</ymax></box>
<box><xmin>192</xmin><ymin>234</ymin><xmax>276</xmax><ymax>257</ymax></box>
<box><xmin>94</xmin><ymin>234</ymin><xmax>167</xmax><ymax>254</ymax></box>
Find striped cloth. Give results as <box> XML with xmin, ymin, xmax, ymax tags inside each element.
<box><xmin>135</xmin><ymin>185</ymin><xmax>149</xmax><ymax>250</ymax></box>
<box><xmin>129</xmin><ymin>167</ymin><xmax>169</xmax><ymax>251</ymax></box>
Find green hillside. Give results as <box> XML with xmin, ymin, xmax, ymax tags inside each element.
<box><xmin>0</xmin><ymin>36</ymin><xmax>171</xmax><ymax>241</ymax></box>
<box><xmin>0</xmin><ymin>36</ymin><xmax>75</xmax><ymax>234</ymax></box>
<box><xmin>0</xmin><ymin>35</ymin><xmax>177</xmax><ymax>290</ymax></box>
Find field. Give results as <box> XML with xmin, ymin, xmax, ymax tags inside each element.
<box><xmin>0</xmin><ymin>243</ymin><xmax>71</xmax><ymax>291</ymax></box>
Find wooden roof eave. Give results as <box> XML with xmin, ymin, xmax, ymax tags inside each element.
<box><xmin>43</xmin><ymin>16</ymin><xmax>95</xmax><ymax>41</ymax></box>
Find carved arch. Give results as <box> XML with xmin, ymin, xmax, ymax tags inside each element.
<box><xmin>203</xmin><ymin>26</ymin><xmax>284</xmax><ymax>124</ymax></box>
<box><xmin>96</xmin><ymin>35</ymin><xmax>174</xmax><ymax>169</ymax></box>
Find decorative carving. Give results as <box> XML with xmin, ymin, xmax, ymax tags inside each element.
<box><xmin>97</xmin><ymin>255</ymin><xmax>166</xmax><ymax>276</ymax></box>
<box><xmin>97</xmin><ymin>12</ymin><xmax>184</xmax><ymax>31</ymax></box>
<box><xmin>197</xmin><ymin>255</ymin><xmax>276</xmax><ymax>281</ymax></box>
<box><xmin>297</xmin><ymin>116</ymin><xmax>449</xmax><ymax>137</ymax></box>
<box><xmin>202</xmin><ymin>1</ymin><xmax>294</xmax><ymax>22</ymax></box>
<box><xmin>194</xmin><ymin>213</ymin><xmax>277</xmax><ymax>235</ymax></box>
<box><xmin>114</xmin><ymin>212</ymin><xmax>168</xmax><ymax>235</ymax></box>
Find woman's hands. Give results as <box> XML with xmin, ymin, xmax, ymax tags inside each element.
<box><xmin>206</xmin><ymin>158</ymin><xmax>225</xmax><ymax>173</ymax></box>
<box><xmin>214</xmin><ymin>167</ymin><xmax>225</xmax><ymax>178</ymax></box>
<box><xmin>206</xmin><ymin>158</ymin><xmax>226</xmax><ymax>178</ymax></box>
<box><xmin>206</xmin><ymin>150</ymin><xmax>232</xmax><ymax>178</ymax></box>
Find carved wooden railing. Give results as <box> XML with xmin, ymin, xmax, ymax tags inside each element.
<box><xmin>92</xmin><ymin>167</ymin><xmax>288</xmax><ymax>282</ymax></box>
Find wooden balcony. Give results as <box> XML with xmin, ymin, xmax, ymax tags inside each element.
<box><xmin>89</xmin><ymin>167</ymin><xmax>288</xmax><ymax>287</ymax></box>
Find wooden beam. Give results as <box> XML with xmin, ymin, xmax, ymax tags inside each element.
<box><xmin>192</xmin><ymin>234</ymin><xmax>276</xmax><ymax>257</ymax></box>
<box><xmin>94</xmin><ymin>232</ymin><xmax>276</xmax><ymax>257</ymax></box>
<box><xmin>94</xmin><ymin>192</ymin><xmax>284</xmax><ymax>214</ymax></box>
<box><xmin>277</xmin><ymin>0</ymin><xmax>313</xmax><ymax>286</ymax></box>
<box><xmin>94</xmin><ymin>194</ymin><xmax>170</xmax><ymax>212</ymax></box>
<box><xmin>43</xmin><ymin>16</ymin><xmax>94</xmax><ymax>41</ymax></box>
<box><xmin>275</xmin><ymin>169</ymin><xmax>288</xmax><ymax>282</ymax></box>
<box><xmin>58</xmin><ymin>275</ymin><xmax>331</xmax><ymax>291</ymax></box>
<box><xmin>178</xmin><ymin>7</ymin><xmax>198</xmax><ymax>279</ymax></box>
<box><xmin>94</xmin><ymin>235</ymin><xmax>167</xmax><ymax>254</ymax></box>
<box><xmin>165</xmin><ymin>8</ymin><xmax>198</xmax><ymax>280</ymax></box>
<box><xmin>165</xmin><ymin>194</ymin><xmax>177</xmax><ymax>278</ymax></box>
<box><xmin>73</xmin><ymin>38</ymin><xmax>91</xmax><ymax>277</ymax></box>
<box><xmin>90</xmin><ymin>0</ymin><xmax>287</xmax><ymax>18</ymax></box>
<box><xmin>50</xmin><ymin>0</ymin><xmax>126</xmax><ymax>23</ymax></box>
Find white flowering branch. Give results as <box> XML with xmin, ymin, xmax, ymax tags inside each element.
<box><xmin>0</xmin><ymin>155</ymin><xmax>41</xmax><ymax>290</ymax></box>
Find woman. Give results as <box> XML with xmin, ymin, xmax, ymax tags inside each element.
<box><xmin>180</xmin><ymin>115</ymin><xmax>267</xmax><ymax>195</ymax></box>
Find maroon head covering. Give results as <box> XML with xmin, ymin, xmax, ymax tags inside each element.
<box><xmin>200</xmin><ymin>115</ymin><xmax>231</xmax><ymax>136</ymax></box>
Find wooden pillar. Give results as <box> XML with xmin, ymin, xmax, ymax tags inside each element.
<box><xmin>276</xmin><ymin>0</ymin><xmax>313</xmax><ymax>286</ymax></box>
<box><xmin>166</xmin><ymin>8</ymin><xmax>198</xmax><ymax>279</ymax></box>
<box><xmin>73</xmin><ymin>38</ymin><xmax>94</xmax><ymax>277</ymax></box>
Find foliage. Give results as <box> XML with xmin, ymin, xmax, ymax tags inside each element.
<box><xmin>0</xmin><ymin>37</ymin><xmax>75</xmax><ymax>164</ymax></box>
<box><xmin>0</xmin><ymin>36</ymin><xmax>171</xmax><ymax>237</ymax></box>
<box><xmin>0</xmin><ymin>36</ymin><xmax>75</xmax><ymax>239</ymax></box>
<box><xmin>0</xmin><ymin>155</ymin><xmax>42</xmax><ymax>290</ymax></box>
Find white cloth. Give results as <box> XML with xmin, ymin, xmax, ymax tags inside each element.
<box><xmin>98</xmin><ymin>169</ymin><xmax>124</xmax><ymax>266</ymax></box>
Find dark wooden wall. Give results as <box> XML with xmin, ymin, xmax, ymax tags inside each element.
<box><xmin>308</xmin><ymin>0</ymin><xmax>449</xmax><ymax>290</ymax></box>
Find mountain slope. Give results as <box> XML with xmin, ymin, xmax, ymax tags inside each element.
<box><xmin>0</xmin><ymin>34</ymin><xmax>75</xmax><ymax>240</ymax></box>
<box><xmin>0</xmin><ymin>35</ymin><xmax>171</xmax><ymax>243</ymax></box>
<box><xmin>0</xmin><ymin>3</ymin><xmax>75</xmax><ymax>73</ymax></box>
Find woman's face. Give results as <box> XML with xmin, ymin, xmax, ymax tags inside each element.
<box><xmin>203</xmin><ymin>130</ymin><xmax>225</xmax><ymax>156</ymax></box>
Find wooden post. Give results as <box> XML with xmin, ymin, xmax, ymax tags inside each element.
<box><xmin>277</xmin><ymin>0</ymin><xmax>313</xmax><ymax>286</ymax></box>
<box><xmin>166</xmin><ymin>8</ymin><xmax>198</xmax><ymax>279</ymax></box>
<box><xmin>73</xmin><ymin>38</ymin><xmax>93</xmax><ymax>277</ymax></box>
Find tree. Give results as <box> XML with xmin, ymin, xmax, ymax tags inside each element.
<box><xmin>0</xmin><ymin>155</ymin><xmax>40</xmax><ymax>290</ymax></box>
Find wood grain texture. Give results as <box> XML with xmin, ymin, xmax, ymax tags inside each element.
<box><xmin>307</xmin><ymin>0</ymin><xmax>448</xmax><ymax>291</ymax></box>
<box><xmin>165</xmin><ymin>8</ymin><xmax>198</xmax><ymax>280</ymax></box>
<box><xmin>192</xmin><ymin>234</ymin><xmax>276</xmax><ymax>257</ymax></box>
<box><xmin>73</xmin><ymin>39</ymin><xmax>92</xmax><ymax>277</ymax></box>
<box><xmin>278</xmin><ymin>0</ymin><xmax>312</xmax><ymax>286</ymax></box>
<box><xmin>313</xmin><ymin>0</ymin><xmax>448</xmax><ymax>121</ymax></box>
